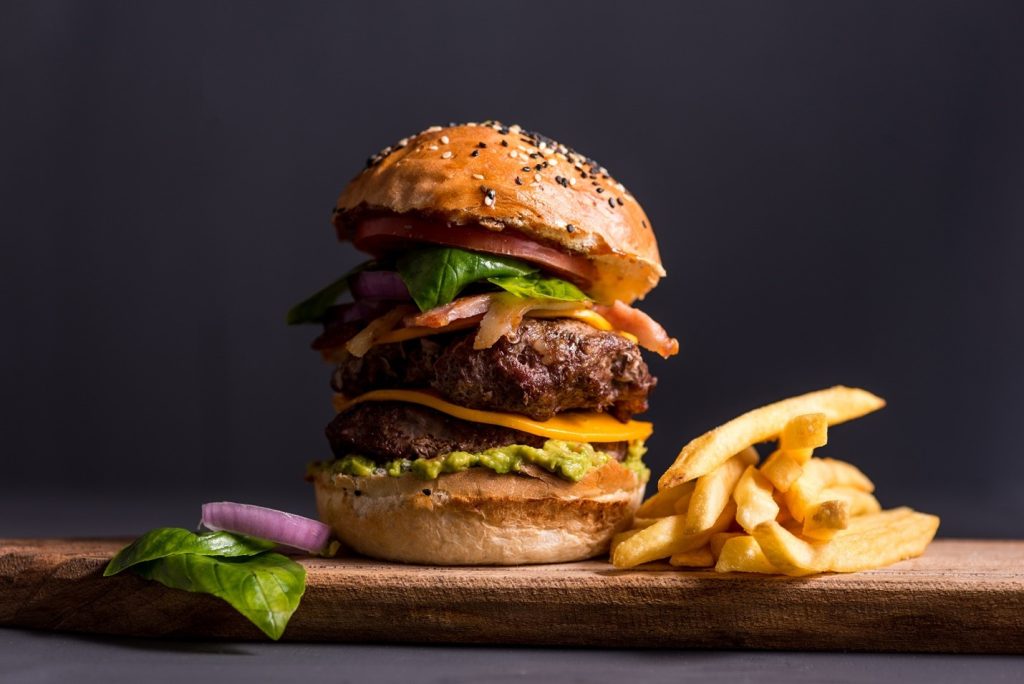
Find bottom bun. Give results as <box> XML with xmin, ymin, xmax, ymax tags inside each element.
<box><xmin>312</xmin><ymin>461</ymin><xmax>645</xmax><ymax>565</ymax></box>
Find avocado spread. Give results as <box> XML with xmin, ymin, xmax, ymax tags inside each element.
<box><xmin>319</xmin><ymin>439</ymin><xmax>649</xmax><ymax>483</ymax></box>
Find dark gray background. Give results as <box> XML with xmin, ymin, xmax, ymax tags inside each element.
<box><xmin>3</xmin><ymin>0</ymin><xmax>1023</xmax><ymax>541</ymax></box>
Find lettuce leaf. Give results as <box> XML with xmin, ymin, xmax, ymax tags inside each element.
<box><xmin>487</xmin><ymin>274</ymin><xmax>590</xmax><ymax>302</ymax></box>
<box><xmin>396</xmin><ymin>247</ymin><xmax>536</xmax><ymax>311</ymax></box>
<box><xmin>104</xmin><ymin>528</ymin><xmax>274</xmax><ymax>576</ymax></box>
<box><xmin>104</xmin><ymin>528</ymin><xmax>305</xmax><ymax>641</ymax></box>
<box><xmin>134</xmin><ymin>551</ymin><xmax>306</xmax><ymax>641</ymax></box>
<box><xmin>286</xmin><ymin>260</ymin><xmax>374</xmax><ymax>325</ymax></box>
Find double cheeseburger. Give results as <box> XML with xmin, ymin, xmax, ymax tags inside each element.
<box><xmin>295</xmin><ymin>122</ymin><xmax>678</xmax><ymax>565</ymax></box>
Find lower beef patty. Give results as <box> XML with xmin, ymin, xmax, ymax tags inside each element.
<box><xmin>326</xmin><ymin>402</ymin><xmax>626</xmax><ymax>463</ymax></box>
<box><xmin>331</xmin><ymin>318</ymin><xmax>655</xmax><ymax>422</ymax></box>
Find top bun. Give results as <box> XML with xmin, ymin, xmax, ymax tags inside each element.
<box><xmin>333</xmin><ymin>122</ymin><xmax>665</xmax><ymax>304</ymax></box>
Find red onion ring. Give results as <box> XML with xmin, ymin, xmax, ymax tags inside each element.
<box><xmin>350</xmin><ymin>270</ymin><xmax>410</xmax><ymax>301</ymax></box>
<box><xmin>201</xmin><ymin>502</ymin><xmax>331</xmax><ymax>554</ymax></box>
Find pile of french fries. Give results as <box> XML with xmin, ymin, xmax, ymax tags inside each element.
<box><xmin>612</xmin><ymin>386</ymin><xmax>940</xmax><ymax>576</ymax></box>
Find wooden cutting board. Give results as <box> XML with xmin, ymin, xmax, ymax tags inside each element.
<box><xmin>1</xmin><ymin>538</ymin><xmax>1022</xmax><ymax>653</ymax></box>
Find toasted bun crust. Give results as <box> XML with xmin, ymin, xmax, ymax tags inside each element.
<box><xmin>313</xmin><ymin>461</ymin><xmax>644</xmax><ymax>565</ymax></box>
<box><xmin>333</xmin><ymin>122</ymin><xmax>665</xmax><ymax>304</ymax></box>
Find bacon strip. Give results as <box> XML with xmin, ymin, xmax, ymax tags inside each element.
<box><xmin>404</xmin><ymin>294</ymin><xmax>495</xmax><ymax>328</ymax></box>
<box><xmin>595</xmin><ymin>300</ymin><xmax>679</xmax><ymax>358</ymax></box>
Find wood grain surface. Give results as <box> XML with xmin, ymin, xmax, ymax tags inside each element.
<box><xmin>1</xmin><ymin>538</ymin><xmax>1022</xmax><ymax>653</ymax></box>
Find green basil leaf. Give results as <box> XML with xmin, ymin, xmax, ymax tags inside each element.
<box><xmin>104</xmin><ymin>528</ymin><xmax>275</xmax><ymax>577</ymax></box>
<box><xmin>286</xmin><ymin>260</ymin><xmax>375</xmax><ymax>325</ymax></box>
<box><xmin>487</xmin><ymin>274</ymin><xmax>590</xmax><ymax>302</ymax></box>
<box><xmin>134</xmin><ymin>552</ymin><xmax>306</xmax><ymax>640</ymax></box>
<box><xmin>396</xmin><ymin>247</ymin><xmax>536</xmax><ymax>311</ymax></box>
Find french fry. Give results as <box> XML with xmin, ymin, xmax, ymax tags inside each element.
<box><xmin>785</xmin><ymin>458</ymin><xmax>875</xmax><ymax>522</ymax></box>
<box><xmin>715</xmin><ymin>535</ymin><xmax>779</xmax><ymax>574</ymax></box>
<box><xmin>779</xmin><ymin>413</ymin><xmax>828</xmax><ymax>463</ymax></box>
<box><xmin>802</xmin><ymin>499</ymin><xmax>850</xmax><ymax>541</ymax></box>
<box><xmin>610</xmin><ymin>528</ymin><xmax>642</xmax><ymax>555</ymax></box>
<box><xmin>684</xmin><ymin>448</ymin><xmax>757</xmax><ymax>534</ymax></box>
<box><xmin>753</xmin><ymin>509</ymin><xmax>941</xmax><ymax>575</ymax></box>
<box><xmin>818</xmin><ymin>458</ymin><xmax>874</xmax><ymax>492</ymax></box>
<box><xmin>636</xmin><ymin>481</ymin><xmax>695</xmax><ymax>519</ymax></box>
<box><xmin>631</xmin><ymin>517</ymin><xmax>661</xmax><ymax>529</ymax></box>
<box><xmin>819</xmin><ymin>486</ymin><xmax>881</xmax><ymax>516</ymax></box>
<box><xmin>751</xmin><ymin>520</ymin><xmax>827</xmax><ymax>576</ymax></box>
<box><xmin>613</xmin><ymin>503</ymin><xmax>736</xmax><ymax>569</ymax></box>
<box><xmin>733</xmin><ymin>466</ymin><xmax>779</xmax><ymax>532</ymax></box>
<box><xmin>660</xmin><ymin>386</ymin><xmax>885</xmax><ymax>489</ymax></box>
<box><xmin>709</xmin><ymin>532</ymin><xmax>743</xmax><ymax>558</ymax></box>
<box><xmin>760</xmin><ymin>450</ymin><xmax>803</xmax><ymax>492</ymax></box>
<box><xmin>828</xmin><ymin>510</ymin><xmax>940</xmax><ymax>572</ymax></box>
<box><xmin>669</xmin><ymin>546</ymin><xmax>715</xmax><ymax>568</ymax></box>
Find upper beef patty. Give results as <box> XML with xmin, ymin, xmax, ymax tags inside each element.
<box><xmin>329</xmin><ymin>318</ymin><xmax>656</xmax><ymax>421</ymax></box>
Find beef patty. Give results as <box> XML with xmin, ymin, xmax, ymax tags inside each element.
<box><xmin>330</xmin><ymin>318</ymin><xmax>655</xmax><ymax>421</ymax></box>
<box><xmin>326</xmin><ymin>402</ymin><xmax>627</xmax><ymax>463</ymax></box>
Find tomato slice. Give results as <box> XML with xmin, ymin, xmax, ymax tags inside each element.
<box><xmin>350</xmin><ymin>215</ymin><xmax>596</xmax><ymax>287</ymax></box>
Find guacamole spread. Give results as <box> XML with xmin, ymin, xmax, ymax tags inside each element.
<box><xmin>319</xmin><ymin>439</ymin><xmax>649</xmax><ymax>483</ymax></box>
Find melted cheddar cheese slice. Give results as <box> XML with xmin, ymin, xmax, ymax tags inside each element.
<box><xmin>332</xmin><ymin>389</ymin><xmax>653</xmax><ymax>442</ymax></box>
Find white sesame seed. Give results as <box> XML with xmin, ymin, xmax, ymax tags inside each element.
<box><xmin>517</xmin><ymin>144</ymin><xmax>529</xmax><ymax>152</ymax></box>
<box><xmin>569</xmin><ymin>177</ymin><xmax>577</xmax><ymax>185</ymax></box>
<box><xmin>509</xmin><ymin>124</ymin><xmax>522</xmax><ymax>134</ymax></box>
<box><xmin>440</xmin><ymin>135</ymin><xmax>450</xmax><ymax>144</ymax></box>
<box><xmin>472</xmin><ymin>173</ymin><xmax>485</xmax><ymax>180</ymax></box>
<box><xmin>466</xmin><ymin>122</ymin><xmax>478</xmax><ymax>127</ymax></box>
<box><xmin>615</xmin><ymin>182</ymin><xmax>625</xmax><ymax>192</ymax></box>
<box><xmin>509</xmin><ymin>150</ymin><xmax>518</xmax><ymax>158</ymax></box>
<box><xmin>538</xmin><ymin>141</ymin><xmax>547</xmax><ymax>150</ymax></box>
<box><xmin>426</xmin><ymin>125</ymin><xmax>442</xmax><ymax>133</ymax></box>
<box><xmin>428</xmin><ymin>145</ymin><xmax>438</xmax><ymax>151</ymax></box>
<box><xmin>547</xmin><ymin>158</ymin><xmax>558</xmax><ymax>166</ymax></box>
<box><xmin>396</xmin><ymin>137</ymin><xmax>409</xmax><ymax>148</ymax></box>
<box><xmin>483</xmin><ymin>196</ymin><xmax>494</xmax><ymax>206</ymax></box>
<box><xmin>556</xmin><ymin>153</ymin><xmax>567</xmax><ymax>161</ymax></box>
<box><xmin>441</xmin><ymin>150</ymin><xmax>452</xmax><ymax>159</ymax></box>
<box><xmin>535</xmin><ymin>173</ymin><xmax>542</xmax><ymax>183</ymax></box>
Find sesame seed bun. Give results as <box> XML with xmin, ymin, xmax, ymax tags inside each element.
<box><xmin>333</xmin><ymin>122</ymin><xmax>665</xmax><ymax>304</ymax></box>
<box><xmin>312</xmin><ymin>461</ymin><xmax>645</xmax><ymax>565</ymax></box>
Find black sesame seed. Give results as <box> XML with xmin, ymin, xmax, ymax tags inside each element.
<box><xmin>596</xmin><ymin>187</ymin><xmax>604</xmax><ymax>193</ymax></box>
<box><xmin>642</xmin><ymin>220</ymin><xmax>648</xmax><ymax>228</ymax></box>
<box><xmin>535</xmin><ymin>163</ymin><xmax>543</xmax><ymax>171</ymax></box>
<box><xmin>470</xmin><ymin>149</ymin><xmax>479</xmax><ymax>157</ymax></box>
<box><xmin>616</xmin><ymin>197</ymin><xmax>624</xmax><ymax>206</ymax></box>
<box><xmin>486</xmin><ymin>188</ymin><xmax>496</xmax><ymax>200</ymax></box>
<box><xmin>354</xmin><ymin>489</ymin><xmax>362</xmax><ymax>496</ymax></box>
<box><xmin>608</xmin><ymin>198</ymin><xmax>616</xmax><ymax>208</ymax></box>
<box><xmin>476</xmin><ymin>142</ymin><xmax>487</xmax><ymax>148</ymax></box>
<box><xmin>580</xmin><ymin>172</ymin><xmax>588</xmax><ymax>179</ymax></box>
<box><xmin>500</xmin><ymin>139</ymin><xmax>509</xmax><ymax>147</ymax></box>
<box><xmin>422</xmin><ymin>488</ymin><xmax>431</xmax><ymax>496</ymax></box>
<box><xmin>529</xmin><ymin>153</ymin><xmax>539</xmax><ymax>159</ymax></box>
<box><xmin>566</xmin><ymin>224</ymin><xmax>576</xmax><ymax>233</ymax></box>
<box><xmin>522</xmin><ymin>166</ymin><xmax>532</xmax><ymax>172</ymax></box>
<box><xmin>515</xmin><ymin>176</ymin><xmax>523</xmax><ymax>185</ymax></box>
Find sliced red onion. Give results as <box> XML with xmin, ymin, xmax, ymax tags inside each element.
<box><xmin>350</xmin><ymin>270</ymin><xmax>410</xmax><ymax>301</ymax></box>
<box><xmin>201</xmin><ymin>502</ymin><xmax>330</xmax><ymax>554</ymax></box>
<box><xmin>334</xmin><ymin>299</ymin><xmax>392</xmax><ymax>324</ymax></box>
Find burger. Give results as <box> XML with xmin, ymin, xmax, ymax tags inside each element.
<box><xmin>294</xmin><ymin>122</ymin><xmax>678</xmax><ymax>565</ymax></box>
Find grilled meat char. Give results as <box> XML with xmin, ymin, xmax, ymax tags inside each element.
<box><xmin>320</xmin><ymin>316</ymin><xmax>655</xmax><ymax>464</ymax></box>
<box><xmin>326</xmin><ymin>402</ymin><xmax>627</xmax><ymax>463</ymax></box>
<box><xmin>328</xmin><ymin>318</ymin><xmax>656</xmax><ymax>422</ymax></box>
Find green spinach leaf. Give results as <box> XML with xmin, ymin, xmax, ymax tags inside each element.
<box><xmin>487</xmin><ymin>274</ymin><xmax>590</xmax><ymax>302</ymax></box>
<box><xmin>396</xmin><ymin>247</ymin><xmax>536</xmax><ymax>311</ymax></box>
<box><xmin>286</xmin><ymin>260</ymin><xmax>374</xmax><ymax>325</ymax></box>
<box><xmin>104</xmin><ymin>528</ymin><xmax>275</xmax><ymax>576</ymax></box>
<box><xmin>134</xmin><ymin>552</ymin><xmax>306</xmax><ymax>641</ymax></box>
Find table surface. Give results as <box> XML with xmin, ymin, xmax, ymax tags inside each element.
<box><xmin>2</xmin><ymin>490</ymin><xmax>1023</xmax><ymax>683</ymax></box>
